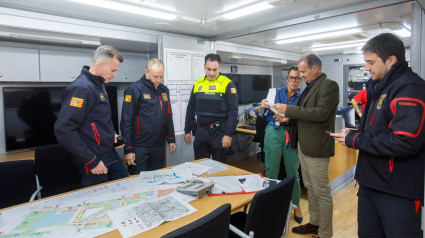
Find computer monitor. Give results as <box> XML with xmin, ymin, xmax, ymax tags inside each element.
<box><xmin>337</xmin><ymin>106</ymin><xmax>356</xmax><ymax>128</ymax></box>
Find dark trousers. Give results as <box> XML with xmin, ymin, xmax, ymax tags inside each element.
<box><xmin>128</xmin><ymin>145</ymin><xmax>165</xmax><ymax>175</ymax></box>
<box><xmin>193</xmin><ymin>128</ymin><xmax>228</xmax><ymax>163</ymax></box>
<box><xmin>77</xmin><ymin>151</ymin><xmax>128</xmax><ymax>187</ymax></box>
<box><xmin>358</xmin><ymin>185</ymin><xmax>423</xmax><ymax>238</ymax></box>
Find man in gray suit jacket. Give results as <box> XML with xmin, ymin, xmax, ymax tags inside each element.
<box><xmin>274</xmin><ymin>54</ymin><xmax>339</xmax><ymax>238</ymax></box>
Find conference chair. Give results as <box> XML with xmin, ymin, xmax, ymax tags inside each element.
<box><xmin>229</xmin><ymin>175</ymin><xmax>295</xmax><ymax>238</ymax></box>
<box><xmin>161</xmin><ymin>203</ymin><xmax>231</xmax><ymax>238</ymax></box>
<box><xmin>0</xmin><ymin>160</ymin><xmax>42</xmax><ymax>209</ymax></box>
<box><xmin>34</xmin><ymin>144</ymin><xmax>83</xmax><ymax>198</ymax></box>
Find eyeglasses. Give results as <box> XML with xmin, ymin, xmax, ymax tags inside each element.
<box><xmin>288</xmin><ymin>76</ymin><xmax>302</xmax><ymax>82</ymax></box>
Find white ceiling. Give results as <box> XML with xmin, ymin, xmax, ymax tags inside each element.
<box><xmin>0</xmin><ymin>0</ymin><xmax>414</xmax><ymax>64</ymax></box>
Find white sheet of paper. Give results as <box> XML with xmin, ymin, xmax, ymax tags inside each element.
<box><xmin>266</xmin><ymin>88</ymin><xmax>285</xmax><ymax>116</ymax></box>
<box><xmin>208</xmin><ymin>175</ymin><xmax>243</xmax><ymax>194</ymax></box>
<box><xmin>172</xmin><ymin>162</ymin><xmax>212</xmax><ymax>176</ymax></box>
<box><xmin>108</xmin><ymin>194</ymin><xmax>197</xmax><ymax>238</ymax></box>
<box><xmin>235</xmin><ymin>174</ymin><xmax>266</xmax><ymax>193</ymax></box>
<box><xmin>138</xmin><ymin>169</ymin><xmax>193</xmax><ymax>185</ymax></box>
<box><xmin>195</xmin><ymin>159</ymin><xmax>229</xmax><ymax>174</ymax></box>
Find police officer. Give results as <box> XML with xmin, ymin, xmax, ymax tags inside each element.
<box><xmin>184</xmin><ymin>53</ymin><xmax>238</xmax><ymax>162</ymax></box>
<box><xmin>120</xmin><ymin>59</ymin><xmax>176</xmax><ymax>174</ymax></box>
<box><xmin>54</xmin><ymin>45</ymin><xmax>129</xmax><ymax>187</ymax></box>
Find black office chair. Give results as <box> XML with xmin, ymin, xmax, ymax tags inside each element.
<box><xmin>161</xmin><ymin>203</ymin><xmax>231</xmax><ymax>238</ymax></box>
<box><xmin>229</xmin><ymin>175</ymin><xmax>295</xmax><ymax>238</ymax></box>
<box><xmin>0</xmin><ymin>160</ymin><xmax>42</xmax><ymax>209</ymax></box>
<box><xmin>34</xmin><ymin>144</ymin><xmax>83</xmax><ymax>198</ymax></box>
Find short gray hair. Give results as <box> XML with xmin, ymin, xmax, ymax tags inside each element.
<box><xmin>91</xmin><ymin>45</ymin><xmax>123</xmax><ymax>64</ymax></box>
<box><xmin>146</xmin><ymin>58</ymin><xmax>164</xmax><ymax>71</ymax></box>
<box><xmin>299</xmin><ymin>54</ymin><xmax>322</xmax><ymax>71</ymax></box>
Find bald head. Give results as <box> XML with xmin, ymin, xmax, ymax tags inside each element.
<box><xmin>145</xmin><ymin>58</ymin><xmax>165</xmax><ymax>89</ymax></box>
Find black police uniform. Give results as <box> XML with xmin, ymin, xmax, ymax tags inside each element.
<box><xmin>120</xmin><ymin>75</ymin><xmax>175</xmax><ymax>174</ymax></box>
<box><xmin>184</xmin><ymin>74</ymin><xmax>238</xmax><ymax>162</ymax></box>
<box><xmin>54</xmin><ymin>66</ymin><xmax>128</xmax><ymax>186</ymax></box>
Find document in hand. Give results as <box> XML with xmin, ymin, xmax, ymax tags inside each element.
<box><xmin>266</xmin><ymin>88</ymin><xmax>285</xmax><ymax>116</ymax></box>
<box><xmin>108</xmin><ymin>194</ymin><xmax>197</xmax><ymax>238</ymax></box>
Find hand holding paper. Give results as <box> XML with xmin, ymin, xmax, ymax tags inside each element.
<box><xmin>266</xmin><ymin>89</ymin><xmax>285</xmax><ymax>116</ymax></box>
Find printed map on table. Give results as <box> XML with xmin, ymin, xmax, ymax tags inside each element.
<box><xmin>0</xmin><ymin>177</ymin><xmax>196</xmax><ymax>238</ymax></box>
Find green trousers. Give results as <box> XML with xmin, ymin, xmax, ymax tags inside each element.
<box><xmin>264</xmin><ymin>125</ymin><xmax>301</xmax><ymax>206</ymax></box>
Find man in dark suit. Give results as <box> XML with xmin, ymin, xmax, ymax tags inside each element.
<box><xmin>274</xmin><ymin>53</ymin><xmax>339</xmax><ymax>238</ymax></box>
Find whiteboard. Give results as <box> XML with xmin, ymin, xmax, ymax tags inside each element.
<box><xmin>163</xmin><ymin>48</ymin><xmax>207</xmax><ymax>134</ymax></box>
<box><xmin>165</xmin><ymin>52</ymin><xmax>191</xmax><ymax>81</ymax></box>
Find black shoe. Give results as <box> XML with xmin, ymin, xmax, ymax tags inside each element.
<box><xmin>292</xmin><ymin>223</ymin><xmax>319</xmax><ymax>235</ymax></box>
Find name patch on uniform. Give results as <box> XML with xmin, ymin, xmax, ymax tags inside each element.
<box><xmin>231</xmin><ymin>88</ymin><xmax>237</xmax><ymax>94</ymax></box>
<box><xmin>100</xmin><ymin>93</ymin><xmax>105</xmax><ymax>101</ymax></box>
<box><xmin>70</xmin><ymin>97</ymin><xmax>84</xmax><ymax>108</ymax></box>
<box><xmin>125</xmin><ymin>95</ymin><xmax>132</xmax><ymax>102</ymax></box>
<box><xmin>143</xmin><ymin>94</ymin><xmax>151</xmax><ymax>100</ymax></box>
<box><xmin>162</xmin><ymin>93</ymin><xmax>168</xmax><ymax>101</ymax></box>
<box><xmin>377</xmin><ymin>94</ymin><xmax>386</xmax><ymax>109</ymax></box>
<box><xmin>209</xmin><ymin>85</ymin><xmax>216</xmax><ymax>90</ymax></box>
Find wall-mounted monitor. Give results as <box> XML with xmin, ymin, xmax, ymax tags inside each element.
<box><xmin>3</xmin><ymin>86</ymin><xmax>118</xmax><ymax>152</ymax></box>
<box><xmin>223</xmin><ymin>73</ymin><xmax>271</xmax><ymax>104</ymax></box>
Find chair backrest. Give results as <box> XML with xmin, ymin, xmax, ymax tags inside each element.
<box><xmin>0</xmin><ymin>160</ymin><xmax>38</xmax><ymax>209</ymax></box>
<box><xmin>244</xmin><ymin>175</ymin><xmax>295</xmax><ymax>238</ymax></box>
<box><xmin>161</xmin><ymin>203</ymin><xmax>231</xmax><ymax>238</ymax></box>
<box><xmin>34</xmin><ymin>144</ymin><xmax>83</xmax><ymax>197</ymax></box>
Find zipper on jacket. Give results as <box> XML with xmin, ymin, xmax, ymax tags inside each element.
<box><xmin>91</xmin><ymin>123</ymin><xmax>100</xmax><ymax>146</ymax></box>
<box><xmin>137</xmin><ymin>116</ymin><xmax>140</xmax><ymax>134</ymax></box>
<box><xmin>389</xmin><ymin>156</ymin><xmax>394</xmax><ymax>173</ymax></box>
<box><xmin>159</xmin><ymin>95</ymin><xmax>163</xmax><ymax>110</ymax></box>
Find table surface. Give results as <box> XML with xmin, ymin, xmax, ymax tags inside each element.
<box><xmin>236</xmin><ymin>121</ymin><xmax>257</xmax><ymax>135</ymax></box>
<box><xmin>1</xmin><ymin>159</ymin><xmax>255</xmax><ymax>238</ymax></box>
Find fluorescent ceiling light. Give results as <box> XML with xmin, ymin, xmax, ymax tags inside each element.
<box><xmin>310</xmin><ymin>41</ymin><xmax>367</xmax><ymax>52</ymax></box>
<box><xmin>222</xmin><ymin>2</ymin><xmax>273</xmax><ymax>20</ymax></box>
<box><xmin>393</xmin><ymin>27</ymin><xmax>411</xmax><ymax>37</ymax></box>
<box><xmin>69</xmin><ymin>0</ymin><xmax>177</xmax><ymax>21</ymax></box>
<box><xmin>9</xmin><ymin>33</ymin><xmax>101</xmax><ymax>46</ymax></box>
<box><xmin>275</xmin><ymin>28</ymin><xmax>363</xmax><ymax>45</ymax></box>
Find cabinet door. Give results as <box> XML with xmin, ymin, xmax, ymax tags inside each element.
<box><xmin>0</xmin><ymin>46</ymin><xmax>40</xmax><ymax>82</ymax></box>
<box><xmin>115</xmin><ymin>54</ymin><xmax>147</xmax><ymax>83</ymax></box>
<box><xmin>40</xmin><ymin>49</ymin><xmax>92</xmax><ymax>82</ymax></box>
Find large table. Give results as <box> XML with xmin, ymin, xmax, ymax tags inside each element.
<box><xmin>1</xmin><ymin>160</ymin><xmax>255</xmax><ymax>238</ymax></box>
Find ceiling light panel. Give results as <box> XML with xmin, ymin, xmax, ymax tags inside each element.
<box><xmin>276</xmin><ymin>28</ymin><xmax>363</xmax><ymax>45</ymax></box>
<box><xmin>221</xmin><ymin>2</ymin><xmax>273</xmax><ymax>20</ymax></box>
<box><xmin>69</xmin><ymin>0</ymin><xmax>177</xmax><ymax>20</ymax></box>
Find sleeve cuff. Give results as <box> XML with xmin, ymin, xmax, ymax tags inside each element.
<box><xmin>124</xmin><ymin>146</ymin><xmax>135</xmax><ymax>154</ymax></box>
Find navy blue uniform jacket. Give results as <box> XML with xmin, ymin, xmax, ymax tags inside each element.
<box><xmin>54</xmin><ymin>66</ymin><xmax>115</xmax><ymax>171</ymax></box>
<box><xmin>120</xmin><ymin>76</ymin><xmax>175</xmax><ymax>154</ymax></box>
<box><xmin>345</xmin><ymin>61</ymin><xmax>425</xmax><ymax>201</ymax></box>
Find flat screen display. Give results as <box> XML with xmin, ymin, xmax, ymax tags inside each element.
<box><xmin>223</xmin><ymin>73</ymin><xmax>271</xmax><ymax>104</ymax></box>
<box><xmin>3</xmin><ymin>86</ymin><xmax>118</xmax><ymax>152</ymax></box>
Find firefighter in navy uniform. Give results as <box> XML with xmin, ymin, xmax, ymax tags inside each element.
<box><xmin>332</xmin><ymin>33</ymin><xmax>424</xmax><ymax>238</ymax></box>
<box><xmin>184</xmin><ymin>54</ymin><xmax>238</xmax><ymax>162</ymax></box>
<box><xmin>54</xmin><ymin>45</ymin><xmax>129</xmax><ymax>187</ymax></box>
<box><xmin>120</xmin><ymin>59</ymin><xmax>176</xmax><ymax>174</ymax></box>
